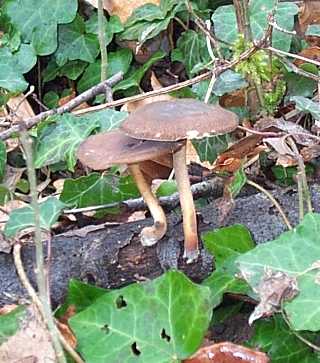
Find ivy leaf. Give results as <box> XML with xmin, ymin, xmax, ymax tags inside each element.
<box><xmin>212</xmin><ymin>70</ymin><xmax>248</xmax><ymax>96</ymax></box>
<box><xmin>212</xmin><ymin>0</ymin><xmax>298</xmax><ymax>52</ymax></box>
<box><xmin>247</xmin><ymin>315</ymin><xmax>320</xmax><ymax>363</ymax></box>
<box><xmin>237</xmin><ymin>213</ymin><xmax>320</xmax><ymax>331</ymax></box>
<box><xmin>85</xmin><ymin>14</ymin><xmax>123</xmax><ymax>46</ymax></box>
<box><xmin>305</xmin><ymin>24</ymin><xmax>320</xmax><ymax>37</ymax></box>
<box><xmin>119</xmin><ymin>0</ymin><xmax>182</xmax><ymax>46</ymax></box>
<box><xmin>77</xmin><ymin>49</ymin><xmax>133</xmax><ymax>93</ymax></box>
<box><xmin>60</xmin><ymin>173</ymin><xmax>140</xmax><ymax>208</ymax></box>
<box><xmin>291</xmin><ymin>96</ymin><xmax>320</xmax><ymax>119</ymax></box>
<box><xmin>3</xmin><ymin>0</ymin><xmax>78</xmax><ymax>55</ymax></box>
<box><xmin>91</xmin><ymin>109</ymin><xmax>128</xmax><ymax>131</ymax></box>
<box><xmin>0</xmin><ymin>45</ymin><xmax>36</xmax><ymax>92</ymax></box>
<box><xmin>171</xmin><ymin>30</ymin><xmax>210</xmax><ymax>77</ymax></box>
<box><xmin>55</xmin><ymin>15</ymin><xmax>100</xmax><ymax>67</ymax></box>
<box><xmin>0</xmin><ymin>306</ymin><xmax>26</xmax><ymax>345</ymax></box>
<box><xmin>43</xmin><ymin>59</ymin><xmax>88</xmax><ymax>82</ymax></box>
<box><xmin>202</xmin><ymin>225</ymin><xmax>254</xmax><ymax>308</ymax></box>
<box><xmin>285</xmin><ymin>64</ymin><xmax>317</xmax><ymax>98</ymax></box>
<box><xmin>70</xmin><ymin>270</ymin><xmax>212</xmax><ymax>363</ymax></box>
<box><xmin>4</xmin><ymin>197</ymin><xmax>66</xmax><ymax>238</ymax></box>
<box><xmin>192</xmin><ymin>135</ymin><xmax>230</xmax><ymax>164</ymax></box>
<box><xmin>114</xmin><ymin>50</ymin><xmax>165</xmax><ymax>92</ymax></box>
<box><xmin>34</xmin><ymin>113</ymin><xmax>99</xmax><ymax>170</ymax></box>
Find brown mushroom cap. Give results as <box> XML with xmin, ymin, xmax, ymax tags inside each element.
<box><xmin>120</xmin><ymin>99</ymin><xmax>239</xmax><ymax>141</ymax></box>
<box><xmin>77</xmin><ymin>130</ymin><xmax>181</xmax><ymax>170</ymax></box>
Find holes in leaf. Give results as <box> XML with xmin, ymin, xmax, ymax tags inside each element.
<box><xmin>161</xmin><ymin>328</ymin><xmax>171</xmax><ymax>342</ymax></box>
<box><xmin>101</xmin><ymin>324</ymin><xmax>110</xmax><ymax>334</ymax></box>
<box><xmin>131</xmin><ymin>342</ymin><xmax>141</xmax><ymax>356</ymax></box>
<box><xmin>115</xmin><ymin>295</ymin><xmax>127</xmax><ymax>309</ymax></box>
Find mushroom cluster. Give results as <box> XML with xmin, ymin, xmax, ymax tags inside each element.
<box><xmin>77</xmin><ymin>99</ymin><xmax>238</xmax><ymax>262</ymax></box>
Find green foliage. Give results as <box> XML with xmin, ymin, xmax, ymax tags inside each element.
<box><xmin>0</xmin><ymin>140</ymin><xmax>7</xmax><ymax>182</ymax></box>
<box><xmin>237</xmin><ymin>213</ymin><xmax>320</xmax><ymax>331</ymax></box>
<box><xmin>248</xmin><ymin>315</ymin><xmax>320</xmax><ymax>363</ymax></box>
<box><xmin>202</xmin><ymin>225</ymin><xmax>254</xmax><ymax>307</ymax></box>
<box><xmin>171</xmin><ymin>30</ymin><xmax>210</xmax><ymax>77</ymax></box>
<box><xmin>70</xmin><ymin>270</ymin><xmax>212</xmax><ymax>363</ymax></box>
<box><xmin>212</xmin><ymin>0</ymin><xmax>298</xmax><ymax>52</ymax></box>
<box><xmin>60</xmin><ymin>173</ymin><xmax>140</xmax><ymax>209</ymax></box>
<box><xmin>77</xmin><ymin>49</ymin><xmax>133</xmax><ymax>93</ymax></box>
<box><xmin>305</xmin><ymin>24</ymin><xmax>320</xmax><ymax>37</ymax></box>
<box><xmin>3</xmin><ymin>0</ymin><xmax>78</xmax><ymax>55</ymax></box>
<box><xmin>0</xmin><ymin>306</ymin><xmax>26</xmax><ymax>345</ymax></box>
<box><xmin>118</xmin><ymin>0</ymin><xmax>183</xmax><ymax>47</ymax></box>
<box><xmin>192</xmin><ymin>135</ymin><xmax>230</xmax><ymax>164</ymax></box>
<box><xmin>43</xmin><ymin>59</ymin><xmax>88</xmax><ymax>82</ymax></box>
<box><xmin>54</xmin><ymin>15</ymin><xmax>100</xmax><ymax>66</ymax></box>
<box><xmin>0</xmin><ymin>45</ymin><xmax>36</xmax><ymax>93</ymax></box>
<box><xmin>291</xmin><ymin>96</ymin><xmax>320</xmax><ymax>120</ymax></box>
<box><xmin>156</xmin><ymin>181</ymin><xmax>178</xmax><ymax>197</ymax></box>
<box><xmin>114</xmin><ymin>50</ymin><xmax>166</xmax><ymax>92</ymax></box>
<box><xmin>4</xmin><ymin>197</ymin><xmax>66</xmax><ymax>238</ymax></box>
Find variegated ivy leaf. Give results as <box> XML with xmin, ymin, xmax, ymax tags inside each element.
<box><xmin>4</xmin><ymin>197</ymin><xmax>66</xmax><ymax>238</ymax></box>
<box><xmin>291</xmin><ymin>96</ymin><xmax>320</xmax><ymax>120</ymax></box>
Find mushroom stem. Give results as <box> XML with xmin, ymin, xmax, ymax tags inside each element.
<box><xmin>128</xmin><ymin>163</ymin><xmax>167</xmax><ymax>246</ymax></box>
<box><xmin>173</xmin><ymin>143</ymin><xmax>199</xmax><ymax>263</ymax></box>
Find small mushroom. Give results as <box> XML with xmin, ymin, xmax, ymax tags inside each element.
<box><xmin>120</xmin><ymin>99</ymin><xmax>239</xmax><ymax>262</ymax></box>
<box><xmin>77</xmin><ymin>130</ymin><xmax>182</xmax><ymax>246</ymax></box>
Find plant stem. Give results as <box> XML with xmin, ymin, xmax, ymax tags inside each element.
<box><xmin>20</xmin><ymin>129</ymin><xmax>66</xmax><ymax>363</ymax></box>
<box><xmin>246</xmin><ymin>179</ymin><xmax>292</xmax><ymax>230</ymax></box>
<box><xmin>98</xmin><ymin>0</ymin><xmax>107</xmax><ymax>82</ymax></box>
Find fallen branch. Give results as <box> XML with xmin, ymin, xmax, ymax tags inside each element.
<box><xmin>0</xmin><ymin>72</ymin><xmax>124</xmax><ymax>140</ymax></box>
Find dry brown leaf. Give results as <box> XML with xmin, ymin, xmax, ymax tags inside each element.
<box><xmin>88</xmin><ymin>0</ymin><xmax>161</xmax><ymax>23</ymax></box>
<box><xmin>247</xmin><ymin>269</ymin><xmax>299</xmax><ymax>325</ymax></box>
<box><xmin>7</xmin><ymin>94</ymin><xmax>35</xmax><ymax>122</ymax></box>
<box><xmin>0</xmin><ymin>304</ymin><xmax>19</xmax><ymax>315</ymax></box>
<box><xmin>0</xmin><ymin>304</ymin><xmax>56</xmax><ymax>363</ymax></box>
<box><xmin>298</xmin><ymin>0</ymin><xmax>320</xmax><ymax>34</ymax></box>
<box><xmin>293</xmin><ymin>46</ymin><xmax>320</xmax><ymax>66</ymax></box>
<box><xmin>184</xmin><ymin>342</ymin><xmax>270</xmax><ymax>363</ymax></box>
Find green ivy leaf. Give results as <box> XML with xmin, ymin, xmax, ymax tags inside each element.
<box><xmin>3</xmin><ymin>0</ymin><xmax>78</xmax><ymax>55</ymax></box>
<box><xmin>306</xmin><ymin>24</ymin><xmax>320</xmax><ymax>37</ymax></box>
<box><xmin>171</xmin><ymin>30</ymin><xmax>209</xmax><ymax>77</ymax></box>
<box><xmin>55</xmin><ymin>15</ymin><xmax>99</xmax><ymax>67</ymax></box>
<box><xmin>192</xmin><ymin>135</ymin><xmax>230</xmax><ymax>164</ymax></box>
<box><xmin>92</xmin><ymin>109</ymin><xmax>128</xmax><ymax>132</ymax></box>
<box><xmin>114</xmin><ymin>50</ymin><xmax>165</xmax><ymax>92</ymax></box>
<box><xmin>237</xmin><ymin>213</ymin><xmax>320</xmax><ymax>331</ymax></box>
<box><xmin>248</xmin><ymin>315</ymin><xmax>320</xmax><ymax>363</ymax></box>
<box><xmin>0</xmin><ymin>140</ymin><xmax>7</xmax><ymax>182</ymax></box>
<box><xmin>0</xmin><ymin>306</ymin><xmax>26</xmax><ymax>345</ymax></box>
<box><xmin>212</xmin><ymin>0</ymin><xmax>298</xmax><ymax>52</ymax></box>
<box><xmin>34</xmin><ymin>113</ymin><xmax>99</xmax><ymax>170</ymax></box>
<box><xmin>291</xmin><ymin>96</ymin><xmax>320</xmax><ymax>119</ymax></box>
<box><xmin>156</xmin><ymin>181</ymin><xmax>177</xmax><ymax>197</ymax></box>
<box><xmin>60</xmin><ymin>172</ymin><xmax>139</xmax><ymax>209</ymax></box>
<box><xmin>4</xmin><ymin>197</ymin><xmax>66</xmax><ymax>238</ymax></box>
<box><xmin>70</xmin><ymin>270</ymin><xmax>212</xmax><ymax>363</ymax></box>
<box><xmin>0</xmin><ymin>45</ymin><xmax>36</xmax><ymax>92</ymax></box>
<box><xmin>77</xmin><ymin>49</ymin><xmax>133</xmax><ymax>93</ymax></box>
<box><xmin>202</xmin><ymin>225</ymin><xmax>254</xmax><ymax>308</ymax></box>
<box><xmin>56</xmin><ymin>280</ymin><xmax>108</xmax><ymax>318</ymax></box>
<box><xmin>43</xmin><ymin>91</ymin><xmax>59</xmax><ymax>109</ymax></box>
<box><xmin>285</xmin><ymin>64</ymin><xmax>317</xmax><ymax>98</ymax></box>
<box><xmin>212</xmin><ymin>70</ymin><xmax>248</xmax><ymax>96</ymax></box>
<box><xmin>85</xmin><ymin>14</ymin><xmax>123</xmax><ymax>46</ymax></box>
<box><xmin>119</xmin><ymin>0</ymin><xmax>182</xmax><ymax>46</ymax></box>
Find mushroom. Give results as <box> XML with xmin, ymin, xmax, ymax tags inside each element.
<box><xmin>77</xmin><ymin>129</ymin><xmax>182</xmax><ymax>246</ymax></box>
<box><xmin>120</xmin><ymin>98</ymin><xmax>239</xmax><ymax>262</ymax></box>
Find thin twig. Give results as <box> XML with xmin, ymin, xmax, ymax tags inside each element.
<box><xmin>13</xmin><ymin>243</ymin><xmax>85</xmax><ymax>363</ymax></box>
<box><xmin>0</xmin><ymin>72</ymin><xmax>123</xmax><ymax>140</ymax></box>
<box><xmin>266</xmin><ymin>46</ymin><xmax>320</xmax><ymax>67</ymax></box>
<box><xmin>98</xmin><ymin>0</ymin><xmax>108</xmax><ymax>82</ymax></box>
<box><xmin>20</xmin><ymin>129</ymin><xmax>66</xmax><ymax>363</ymax></box>
<box><xmin>246</xmin><ymin>179</ymin><xmax>292</xmax><ymax>230</ymax></box>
